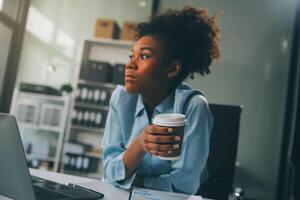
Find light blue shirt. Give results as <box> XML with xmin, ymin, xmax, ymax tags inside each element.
<box><xmin>102</xmin><ymin>83</ymin><xmax>213</xmax><ymax>194</ymax></box>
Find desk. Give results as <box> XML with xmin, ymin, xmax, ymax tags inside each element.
<box><xmin>30</xmin><ymin>169</ymin><xmax>209</xmax><ymax>200</ymax></box>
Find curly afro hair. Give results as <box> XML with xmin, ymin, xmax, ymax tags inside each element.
<box><xmin>135</xmin><ymin>6</ymin><xmax>221</xmax><ymax>85</ymax></box>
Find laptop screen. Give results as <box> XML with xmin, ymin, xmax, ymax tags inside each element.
<box><xmin>0</xmin><ymin>113</ymin><xmax>36</xmax><ymax>200</ymax></box>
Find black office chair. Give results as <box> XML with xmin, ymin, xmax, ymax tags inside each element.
<box><xmin>197</xmin><ymin>103</ymin><xmax>243</xmax><ymax>200</ymax></box>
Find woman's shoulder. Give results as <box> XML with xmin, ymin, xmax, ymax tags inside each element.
<box><xmin>176</xmin><ymin>83</ymin><xmax>208</xmax><ymax>103</ymax></box>
<box><xmin>111</xmin><ymin>85</ymin><xmax>126</xmax><ymax>98</ymax></box>
<box><xmin>174</xmin><ymin>83</ymin><xmax>209</xmax><ymax>113</ymax></box>
<box><xmin>110</xmin><ymin>85</ymin><xmax>138</xmax><ymax>107</ymax></box>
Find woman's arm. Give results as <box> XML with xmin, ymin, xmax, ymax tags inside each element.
<box><xmin>102</xmin><ymin>88</ymin><xmax>138</xmax><ymax>189</ymax></box>
<box><xmin>103</xmin><ymin>95</ymin><xmax>180</xmax><ymax>189</ymax></box>
<box><xmin>124</xmin><ymin>125</ymin><xmax>181</xmax><ymax>178</ymax></box>
<box><xmin>123</xmin><ymin>137</ymin><xmax>145</xmax><ymax>178</ymax></box>
<box><xmin>142</xmin><ymin>97</ymin><xmax>213</xmax><ymax>194</ymax></box>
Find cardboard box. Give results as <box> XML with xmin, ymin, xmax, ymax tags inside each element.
<box><xmin>120</xmin><ymin>21</ymin><xmax>139</xmax><ymax>41</ymax></box>
<box><xmin>94</xmin><ymin>19</ymin><xmax>120</xmax><ymax>39</ymax></box>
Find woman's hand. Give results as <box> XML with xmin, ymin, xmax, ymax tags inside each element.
<box><xmin>138</xmin><ymin>125</ymin><xmax>181</xmax><ymax>156</ymax></box>
<box><xmin>124</xmin><ymin>125</ymin><xmax>181</xmax><ymax>178</ymax></box>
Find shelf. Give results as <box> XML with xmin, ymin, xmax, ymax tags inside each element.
<box><xmin>18</xmin><ymin>92</ymin><xmax>68</xmax><ymax>102</ymax></box>
<box><xmin>78</xmin><ymin>79</ymin><xmax>117</xmax><ymax>89</ymax></box>
<box><xmin>71</xmin><ymin>125</ymin><xmax>105</xmax><ymax>133</ymax></box>
<box><xmin>84</xmin><ymin>152</ymin><xmax>102</xmax><ymax>159</ymax></box>
<box><xmin>10</xmin><ymin>89</ymin><xmax>71</xmax><ymax>172</ymax></box>
<box><xmin>66</xmin><ymin>151</ymin><xmax>102</xmax><ymax>159</ymax></box>
<box><xmin>19</xmin><ymin>123</ymin><xmax>61</xmax><ymax>133</ymax></box>
<box><xmin>84</xmin><ymin>37</ymin><xmax>133</xmax><ymax>47</ymax></box>
<box><xmin>74</xmin><ymin>102</ymin><xmax>109</xmax><ymax>110</ymax></box>
<box><xmin>26</xmin><ymin>155</ymin><xmax>55</xmax><ymax>162</ymax></box>
<box><xmin>62</xmin><ymin>37</ymin><xmax>131</xmax><ymax>178</ymax></box>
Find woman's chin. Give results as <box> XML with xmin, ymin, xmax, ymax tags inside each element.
<box><xmin>125</xmin><ymin>84</ymin><xmax>138</xmax><ymax>93</ymax></box>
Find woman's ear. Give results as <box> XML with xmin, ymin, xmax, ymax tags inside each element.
<box><xmin>167</xmin><ymin>60</ymin><xmax>182</xmax><ymax>78</ymax></box>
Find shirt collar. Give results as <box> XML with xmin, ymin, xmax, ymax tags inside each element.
<box><xmin>135</xmin><ymin>95</ymin><xmax>145</xmax><ymax>117</ymax></box>
<box><xmin>134</xmin><ymin>91</ymin><xmax>175</xmax><ymax>117</ymax></box>
<box><xmin>153</xmin><ymin>91</ymin><xmax>174</xmax><ymax>115</ymax></box>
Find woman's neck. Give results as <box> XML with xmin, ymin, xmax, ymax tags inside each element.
<box><xmin>142</xmin><ymin>87</ymin><xmax>172</xmax><ymax>120</ymax></box>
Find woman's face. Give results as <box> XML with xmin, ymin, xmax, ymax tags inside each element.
<box><xmin>125</xmin><ymin>35</ymin><xmax>170</xmax><ymax>95</ymax></box>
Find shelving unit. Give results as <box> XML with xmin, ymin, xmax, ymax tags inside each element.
<box><xmin>62</xmin><ymin>38</ymin><xmax>132</xmax><ymax>179</ymax></box>
<box><xmin>70</xmin><ymin>125</ymin><xmax>105</xmax><ymax>133</ymax></box>
<box><xmin>10</xmin><ymin>90</ymin><xmax>70</xmax><ymax>172</ymax></box>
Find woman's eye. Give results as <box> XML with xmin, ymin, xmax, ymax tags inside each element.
<box><xmin>140</xmin><ymin>54</ymin><xmax>150</xmax><ymax>60</ymax></box>
<box><xmin>129</xmin><ymin>54</ymin><xmax>150</xmax><ymax>61</ymax></box>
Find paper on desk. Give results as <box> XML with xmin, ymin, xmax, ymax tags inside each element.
<box><xmin>129</xmin><ymin>187</ymin><xmax>203</xmax><ymax>200</ymax></box>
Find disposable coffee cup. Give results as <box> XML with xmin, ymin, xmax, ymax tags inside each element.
<box><xmin>152</xmin><ymin>113</ymin><xmax>187</xmax><ymax>160</ymax></box>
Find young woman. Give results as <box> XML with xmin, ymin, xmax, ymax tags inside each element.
<box><xmin>102</xmin><ymin>6</ymin><xmax>221</xmax><ymax>194</ymax></box>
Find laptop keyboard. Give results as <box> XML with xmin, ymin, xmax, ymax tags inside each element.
<box><xmin>33</xmin><ymin>185</ymin><xmax>71</xmax><ymax>200</ymax></box>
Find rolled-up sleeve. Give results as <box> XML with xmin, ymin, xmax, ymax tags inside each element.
<box><xmin>102</xmin><ymin>89</ymin><xmax>136</xmax><ymax>190</ymax></box>
<box><xmin>143</xmin><ymin>96</ymin><xmax>213</xmax><ymax>194</ymax></box>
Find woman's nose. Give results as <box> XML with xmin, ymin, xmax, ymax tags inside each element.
<box><xmin>126</xmin><ymin>60</ymin><xmax>137</xmax><ymax>70</ymax></box>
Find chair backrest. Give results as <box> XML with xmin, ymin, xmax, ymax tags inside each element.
<box><xmin>197</xmin><ymin>103</ymin><xmax>242</xmax><ymax>200</ymax></box>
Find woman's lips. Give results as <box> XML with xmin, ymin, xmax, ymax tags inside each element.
<box><xmin>125</xmin><ymin>74</ymin><xmax>137</xmax><ymax>81</ymax></box>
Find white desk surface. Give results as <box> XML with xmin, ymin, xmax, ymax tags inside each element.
<box><xmin>30</xmin><ymin>168</ymin><xmax>209</xmax><ymax>200</ymax></box>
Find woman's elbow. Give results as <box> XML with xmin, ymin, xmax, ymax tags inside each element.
<box><xmin>172</xmin><ymin>177</ymin><xmax>200</xmax><ymax>194</ymax></box>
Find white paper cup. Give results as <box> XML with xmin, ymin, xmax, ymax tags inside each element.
<box><xmin>152</xmin><ymin>114</ymin><xmax>187</xmax><ymax>160</ymax></box>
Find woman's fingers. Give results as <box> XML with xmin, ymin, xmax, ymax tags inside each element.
<box><xmin>140</xmin><ymin>125</ymin><xmax>181</xmax><ymax>155</ymax></box>
<box><xmin>149</xmin><ymin>149</ymin><xmax>175</xmax><ymax>156</ymax></box>
<box><xmin>145</xmin><ymin>142</ymin><xmax>180</xmax><ymax>151</ymax></box>
<box><xmin>146</xmin><ymin>125</ymin><xmax>173</xmax><ymax>135</ymax></box>
<box><xmin>144</xmin><ymin>134</ymin><xmax>180</xmax><ymax>144</ymax></box>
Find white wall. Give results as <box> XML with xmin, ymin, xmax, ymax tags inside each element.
<box><xmin>16</xmin><ymin>0</ymin><xmax>153</xmax><ymax>89</ymax></box>
<box><xmin>158</xmin><ymin>0</ymin><xmax>297</xmax><ymax>199</ymax></box>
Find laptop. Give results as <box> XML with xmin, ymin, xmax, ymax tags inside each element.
<box><xmin>0</xmin><ymin>113</ymin><xmax>104</xmax><ymax>200</ymax></box>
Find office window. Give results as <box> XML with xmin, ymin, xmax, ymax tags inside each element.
<box><xmin>0</xmin><ymin>0</ymin><xmax>3</xmax><ymax>11</ymax></box>
<box><xmin>0</xmin><ymin>23</ymin><xmax>12</xmax><ymax>102</ymax></box>
<box><xmin>0</xmin><ymin>0</ymin><xmax>19</xmax><ymax>20</ymax></box>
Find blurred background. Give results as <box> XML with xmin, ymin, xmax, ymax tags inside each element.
<box><xmin>0</xmin><ymin>0</ymin><xmax>299</xmax><ymax>200</ymax></box>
